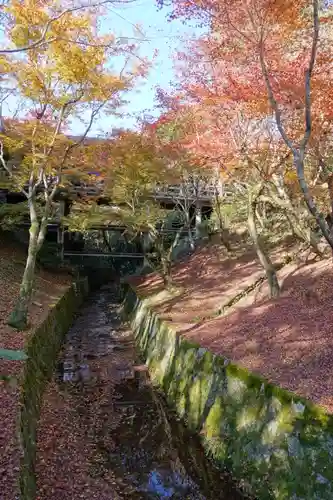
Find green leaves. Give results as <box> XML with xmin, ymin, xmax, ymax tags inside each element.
<box><xmin>0</xmin><ymin>201</ymin><xmax>29</xmax><ymax>230</ymax></box>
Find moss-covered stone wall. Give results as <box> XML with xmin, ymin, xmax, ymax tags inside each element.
<box><xmin>123</xmin><ymin>286</ymin><xmax>333</xmax><ymax>500</ymax></box>
<box><xmin>19</xmin><ymin>277</ymin><xmax>89</xmax><ymax>500</ymax></box>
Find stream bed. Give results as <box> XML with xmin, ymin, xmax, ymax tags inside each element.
<box><xmin>37</xmin><ymin>283</ymin><xmax>244</xmax><ymax>499</ymax></box>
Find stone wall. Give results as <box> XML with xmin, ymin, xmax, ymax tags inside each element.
<box><xmin>123</xmin><ymin>286</ymin><xmax>333</xmax><ymax>500</ymax></box>
<box><xmin>20</xmin><ymin>277</ymin><xmax>89</xmax><ymax>499</ymax></box>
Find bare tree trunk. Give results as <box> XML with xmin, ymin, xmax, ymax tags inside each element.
<box><xmin>286</xmin><ymin>211</ymin><xmax>322</xmax><ymax>256</ymax></box>
<box><xmin>248</xmin><ymin>188</ymin><xmax>280</xmax><ymax>298</ymax></box>
<box><xmin>185</xmin><ymin>210</ymin><xmax>195</xmax><ymax>250</ymax></box>
<box><xmin>295</xmin><ymin>156</ymin><xmax>333</xmax><ymax>249</ymax></box>
<box><xmin>214</xmin><ymin>192</ymin><xmax>232</xmax><ymax>252</ymax></box>
<box><xmin>327</xmin><ymin>174</ymin><xmax>333</xmax><ymax>217</ymax></box>
<box><xmin>194</xmin><ymin>201</ymin><xmax>202</xmax><ymax>239</ymax></box>
<box><xmin>156</xmin><ymin>227</ymin><xmax>183</xmax><ymax>288</ymax></box>
<box><xmin>258</xmin><ymin>1</ymin><xmax>330</xmax><ymax>248</ymax></box>
<box><xmin>255</xmin><ymin>205</ymin><xmax>265</xmax><ymax>229</ymax></box>
<box><xmin>101</xmin><ymin>230</ymin><xmax>112</xmax><ymax>252</ymax></box>
<box><xmin>100</xmin><ymin>230</ymin><xmax>117</xmax><ymax>273</ymax></box>
<box><xmin>8</xmin><ymin>201</ymin><xmax>48</xmax><ymax>329</ymax></box>
<box><xmin>161</xmin><ymin>256</ymin><xmax>172</xmax><ymax>287</ymax></box>
<box><xmin>260</xmin><ymin>188</ymin><xmax>323</xmax><ymax>256</ymax></box>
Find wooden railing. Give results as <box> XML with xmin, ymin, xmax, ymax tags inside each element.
<box><xmin>0</xmin><ymin>168</ymin><xmax>234</xmax><ymax>203</ymax></box>
<box><xmin>153</xmin><ymin>183</ymin><xmax>227</xmax><ymax>201</ymax></box>
<box><xmin>70</xmin><ymin>181</ymin><xmax>232</xmax><ymax>202</ymax></box>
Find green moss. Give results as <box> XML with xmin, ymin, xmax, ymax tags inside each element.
<box><xmin>225</xmin><ymin>361</ymin><xmax>267</xmax><ymax>390</ymax></box>
<box><xmin>124</xmin><ymin>287</ymin><xmax>333</xmax><ymax>500</ymax></box>
<box><xmin>204</xmin><ymin>397</ymin><xmax>224</xmax><ymax>439</ymax></box>
<box><xmin>19</xmin><ymin>277</ymin><xmax>88</xmax><ymax>500</ymax></box>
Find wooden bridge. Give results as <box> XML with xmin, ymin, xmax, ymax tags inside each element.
<box><xmin>63</xmin><ymin>252</ymin><xmax>145</xmax><ymax>258</ymax></box>
<box><xmin>1</xmin><ymin>166</ymin><xmax>224</xmax><ymax>261</ymax></box>
<box><xmin>62</xmin><ymin>251</ymin><xmax>160</xmax><ymax>259</ymax></box>
<box><xmin>67</xmin><ymin>179</ymin><xmax>229</xmax><ymax>204</ymax></box>
<box><xmin>0</xmin><ymin>167</ymin><xmax>231</xmax><ymax>204</ymax></box>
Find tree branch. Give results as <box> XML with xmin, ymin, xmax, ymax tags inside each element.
<box><xmin>50</xmin><ymin>100</ymin><xmax>107</xmax><ymax>202</ymax></box>
<box><xmin>0</xmin><ymin>140</ymin><xmax>28</xmax><ymax>197</ymax></box>
<box><xmin>258</xmin><ymin>39</ymin><xmax>294</xmax><ymax>151</ymax></box>
<box><xmin>300</xmin><ymin>0</ymin><xmax>319</xmax><ymax>152</ymax></box>
<box><xmin>0</xmin><ymin>0</ymin><xmax>129</xmax><ymax>54</ymax></box>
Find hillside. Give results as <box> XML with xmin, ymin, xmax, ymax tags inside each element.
<box><xmin>0</xmin><ymin>232</ymin><xmax>72</xmax><ymax>500</ymax></box>
<box><xmin>132</xmin><ymin>238</ymin><xmax>333</xmax><ymax>413</ymax></box>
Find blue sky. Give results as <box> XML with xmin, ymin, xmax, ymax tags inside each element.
<box><xmin>1</xmin><ymin>1</ymin><xmax>204</xmax><ymax>136</ymax></box>
<box><xmin>86</xmin><ymin>0</ymin><xmax>202</xmax><ymax>135</ymax></box>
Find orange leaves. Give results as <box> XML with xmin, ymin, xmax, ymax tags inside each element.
<box><xmin>167</xmin><ymin>0</ymin><xmax>332</xmax><ymax>156</ymax></box>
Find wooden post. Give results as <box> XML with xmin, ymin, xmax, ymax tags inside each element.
<box><xmin>195</xmin><ymin>201</ymin><xmax>202</xmax><ymax>238</ymax></box>
<box><xmin>57</xmin><ymin>225</ymin><xmax>64</xmax><ymax>261</ymax></box>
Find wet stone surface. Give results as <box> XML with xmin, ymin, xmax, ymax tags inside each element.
<box><xmin>40</xmin><ymin>283</ymin><xmax>243</xmax><ymax>499</ymax></box>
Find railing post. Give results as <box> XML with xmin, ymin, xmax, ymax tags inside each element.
<box><xmin>57</xmin><ymin>226</ymin><xmax>64</xmax><ymax>261</ymax></box>
<box><xmin>195</xmin><ymin>201</ymin><xmax>203</xmax><ymax>238</ymax></box>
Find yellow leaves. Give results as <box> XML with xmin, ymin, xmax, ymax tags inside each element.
<box><xmin>2</xmin><ymin>0</ymin><xmax>144</xmax><ymax>107</ymax></box>
<box><xmin>51</xmin><ymin>29</ymin><xmax>107</xmax><ymax>82</ymax></box>
<box><xmin>0</xmin><ymin>134</ymin><xmax>24</xmax><ymax>155</ymax></box>
<box><xmin>17</xmin><ymin>65</ymin><xmax>46</xmax><ymax>98</ymax></box>
<box><xmin>51</xmin><ymin>11</ymin><xmax>92</xmax><ymax>37</ymax></box>
<box><xmin>0</xmin><ymin>1</ymin><xmax>149</xmax><ymax>194</ymax></box>
<box><xmin>7</xmin><ymin>0</ymin><xmax>49</xmax><ymax>48</ymax></box>
<box><xmin>101</xmin><ymin>132</ymin><xmax>167</xmax><ymax>200</ymax></box>
<box><xmin>7</xmin><ymin>0</ymin><xmax>48</xmax><ymax>27</ymax></box>
<box><xmin>10</xmin><ymin>24</ymin><xmax>30</xmax><ymax>47</ymax></box>
<box><xmin>284</xmin><ymin>169</ymin><xmax>297</xmax><ymax>185</ymax></box>
<box><xmin>0</xmin><ymin>54</ymin><xmax>13</xmax><ymax>75</ymax></box>
<box><xmin>88</xmin><ymin>73</ymin><xmax>125</xmax><ymax>101</ymax></box>
<box><xmin>54</xmin><ymin>46</ymin><xmax>91</xmax><ymax>84</ymax></box>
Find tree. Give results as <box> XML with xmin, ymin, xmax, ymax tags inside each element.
<box><xmin>154</xmin><ymin>0</ymin><xmax>333</xmax><ymax>298</ymax></box>
<box><xmin>146</xmin><ymin>107</ymin><xmax>231</xmax><ymax>248</ymax></box>
<box><xmin>98</xmin><ymin>130</ymin><xmax>191</xmax><ymax>286</ymax></box>
<box><xmin>0</xmin><ymin>0</ymin><xmax>137</xmax><ymax>54</ymax></box>
<box><xmin>158</xmin><ymin>0</ymin><xmax>333</xmax><ymax>248</ymax></box>
<box><xmin>65</xmin><ymin>129</ymin><xmax>197</xmax><ymax>287</ymax></box>
<box><xmin>0</xmin><ymin>2</ymin><xmax>147</xmax><ymax>329</ymax></box>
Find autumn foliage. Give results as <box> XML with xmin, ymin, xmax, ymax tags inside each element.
<box><xmin>152</xmin><ymin>0</ymin><xmax>333</xmax><ymax>295</ymax></box>
<box><xmin>0</xmin><ymin>0</ymin><xmax>149</xmax><ymax>328</ymax></box>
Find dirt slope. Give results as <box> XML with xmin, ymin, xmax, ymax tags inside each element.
<box><xmin>0</xmin><ymin>232</ymin><xmax>71</xmax><ymax>500</ymax></box>
<box><xmin>133</xmin><ymin>240</ymin><xmax>333</xmax><ymax>413</ymax></box>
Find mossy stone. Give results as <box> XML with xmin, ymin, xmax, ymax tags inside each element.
<box><xmin>125</xmin><ymin>286</ymin><xmax>333</xmax><ymax>500</ymax></box>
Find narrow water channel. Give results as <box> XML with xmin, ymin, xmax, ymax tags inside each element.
<box><xmin>39</xmin><ymin>283</ymin><xmax>244</xmax><ymax>499</ymax></box>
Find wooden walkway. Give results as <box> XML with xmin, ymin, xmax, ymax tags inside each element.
<box><xmin>63</xmin><ymin>252</ymin><xmax>152</xmax><ymax>258</ymax></box>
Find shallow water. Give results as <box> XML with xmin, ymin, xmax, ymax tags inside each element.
<box><xmin>56</xmin><ymin>283</ymin><xmax>244</xmax><ymax>499</ymax></box>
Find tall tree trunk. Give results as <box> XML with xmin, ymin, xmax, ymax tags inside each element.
<box><xmin>100</xmin><ymin>230</ymin><xmax>116</xmax><ymax>273</ymax></box>
<box><xmin>214</xmin><ymin>192</ymin><xmax>232</xmax><ymax>252</ymax></box>
<box><xmin>158</xmin><ymin>227</ymin><xmax>183</xmax><ymax>288</ymax></box>
<box><xmin>286</xmin><ymin>212</ymin><xmax>322</xmax><ymax>256</ymax></box>
<box><xmin>248</xmin><ymin>188</ymin><xmax>280</xmax><ymax>298</ymax></box>
<box><xmin>194</xmin><ymin>201</ymin><xmax>202</xmax><ymax>239</ymax></box>
<box><xmin>8</xmin><ymin>202</ymin><xmax>48</xmax><ymax>330</ymax></box>
<box><xmin>188</xmin><ymin>226</ymin><xmax>195</xmax><ymax>250</ymax></box>
<box><xmin>327</xmin><ymin>174</ymin><xmax>333</xmax><ymax>217</ymax></box>
<box><xmin>295</xmin><ymin>156</ymin><xmax>333</xmax><ymax>249</ymax></box>
<box><xmin>261</xmin><ymin>188</ymin><xmax>323</xmax><ymax>256</ymax></box>
<box><xmin>161</xmin><ymin>256</ymin><xmax>172</xmax><ymax>287</ymax></box>
<box><xmin>255</xmin><ymin>204</ymin><xmax>265</xmax><ymax>229</ymax></box>
<box><xmin>185</xmin><ymin>210</ymin><xmax>195</xmax><ymax>250</ymax></box>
